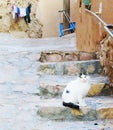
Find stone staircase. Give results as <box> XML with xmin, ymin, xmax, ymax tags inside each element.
<box><xmin>36</xmin><ymin>50</ymin><xmax>113</xmax><ymax>122</ymax></box>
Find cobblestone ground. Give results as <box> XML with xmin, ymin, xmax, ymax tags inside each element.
<box><xmin>0</xmin><ymin>34</ymin><xmax>40</xmax><ymax>130</ymax></box>
<box><xmin>0</xmin><ymin>33</ymin><xmax>74</xmax><ymax>130</ymax></box>
<box><xmin>0</xmin><ymin>33</ymin><xmax>113</xmax><ymax>130</ymax></box>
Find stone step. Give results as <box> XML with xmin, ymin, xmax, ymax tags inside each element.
<box><xmin>39</xmin><ymin>50</ymin><xmax>97</xmax><ymax>62</ymax></box>
<box><xmin>37</xmin><ymin>96</ymin><xmax>113</xmax><ymax>121</ymax></box>
<box><xmin>34</xmin><ymin>119</ymin><xmax>113</xmax><ymax>130</ymax></box>
<box><xmin>39</xmin><ymin>74</ymin><xmax>109</xmax><ymax>98</ymax></box>
<box><xmin>37</xmin><ymin>60</ymin><xmax>102</xmax><ymax>75</ymax></box>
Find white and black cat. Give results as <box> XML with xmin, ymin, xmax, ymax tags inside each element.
<box><xmin>62</xmin><ymin>71</ymin><xmax>90</xmax><ymax>110</ymax></box>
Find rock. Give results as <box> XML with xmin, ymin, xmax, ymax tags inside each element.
<box><xmin>88</xmin><ymin>83</ymin><xmax>105</xmax><ymax>96</ymax></box>
<box><xmin>37</xmin><ymin>97</ymin><xmax>113</xmax><ymax>121</ymax></box>
<box><xmin>38</xmin><ymin>60</ymin><xmax>102</xmax><ymax>75</ymax></box>
<box><xmin>39</xmin><ymin>51</ymin><xmax>96</xmax><ymax>62</ymax></box>
<box><xmin>79</xmin><ymin>52</ymin><xmax>96</xmax><ymax>61</ymax></box>
<box><xmin>39</xmin><ymin>75</ymin><xmax>109</xmax><ymax>98</ymax></box>
<box><xmin>97</xmin><ymin>36</ymin><xmax>113</xmax><ymax>87</ymax></box>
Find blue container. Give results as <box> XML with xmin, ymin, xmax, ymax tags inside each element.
<box><xmin>70</xmin><ymin>22</ymin><xmax>76</xmax><ymax>33</ymax></box>
<box><xmin>59</xmin><ymin>23</ymin><xmax>64</xmax><ymax>37</ymax></box>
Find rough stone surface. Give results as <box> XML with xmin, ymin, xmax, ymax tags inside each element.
<box><xmin>39</xmin><ymin>75</ymin><xmax>109</xmax><ymax>98</ymax></box>
<box><xmin>39</xmin><ymin>51</ymin><xmax>97</xmax><ymax>62</ymax></box>
<box><xmin>0</xmin><ymin>0</ymin><xmax>42</xmax><ymax>38</ymax></box>
<box><xmin>37</xmin><ymin>98</ymin><xmax>96</xmax><ymax>121</ymax></box>
<box><xmin>34</xmin><ymin>119</ymin><xmax>113</xmax><ymax>130</ymax></box>
<box><xmin>88</xmin><ymin>83</ymin><xmax>105</xmax><ymax>96</ymax></box>
<box><xmin>0</xmin><ymin>33</ymin><xmax>77</xmax><ymax>130</ymax></box>
<box><xmin>97</xmin><ymin>36</ymin><xmax>113</xmax><ymax>92</ymax></box>
<box><xmin>0</xmin><ymin>33</ymin><xmax>113</xmax><ymax>130</ymax></box>
<box><xmin>37</xmin><ymin>97</ymin><xmax>113</xmax><ymax>121</ymax></box>
<box><xmin>79</xmin><ymin>52</ymin><xmax>96</xmax><ymax>61</ymax></box>
<box><xmin>38</xmin><ymin>60</ymin><xmax>102</xmax><ymax>75</ymax></box>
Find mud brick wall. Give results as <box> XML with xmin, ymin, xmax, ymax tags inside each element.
<box><xmin>0</xmin><ymin>0</ymin><xmax>42</xmax><ymax>38</ymax></box>
<box><xmin>75</xmin><ymin>0</ymin><xmax>113</xmax><ymax>52</ymax></box>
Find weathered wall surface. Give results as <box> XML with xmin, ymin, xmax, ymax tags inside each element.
<box><xmin>97</xmin><ymin>35</ymin><xmax>113</xmax><ymax>90</ymax></box>
<box><xmin>37</xmin><ymin>0</ymin><xmax>63</xmax><ymax>38</ymax></box>
<box><xmin>0</xmin><ymin>0</ymin><xmax>76</xmax><ymax>38</ymax></box>
<box><xmin>0</xmin><ymin>0</ymin><xmax>42</xmax><ymax>38</ymax></box>
<box><xmin>38</xmin><ymin>0</ymin><xmax>76</xmax><ymax>38</ymax></box>
<box><xmin>75</xmin><ymin>0</ymin><xmax>113</xmax><ymax>52</ymax></box>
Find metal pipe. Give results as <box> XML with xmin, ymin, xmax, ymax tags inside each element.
<box><xmin>85</xmin><ymin>9</ymin><xmax>106</xmax><ymax>26</ymax></box>
<box><xmin>85</xmin><ymin>9</ymin><xmax>113</xmax><ymax>38</ymax></box>
<box><xmin>104</xmin><ymin>26</ymin><xmax>113</xmax><ymax>38</ymax></box>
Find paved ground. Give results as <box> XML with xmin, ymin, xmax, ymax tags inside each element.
<box><xmin>0</xmin><ymin>33</ymin><xmax>113</xmax><ymax>130</ymax></box>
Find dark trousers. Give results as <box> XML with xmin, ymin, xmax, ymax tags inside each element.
<box><xmin>24</xmin><ymin>14</ymin><xmax>31</xmax><ymax>23</ymax></box>
<box><xmin>85</xmin><ymin>5</ymin><xmax>91</xmax><ymax>10</ymax></box>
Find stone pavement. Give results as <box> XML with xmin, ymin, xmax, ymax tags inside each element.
<box><xmin>0</xmin><ymin>33</ymin><xmax>113</xmax><ymax>130</ymax></box>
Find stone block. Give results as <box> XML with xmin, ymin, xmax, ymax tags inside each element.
<box><xmin>46</xmin><ymin>54</ymin><xmax>63</xmax><ymax>62</ymax></box>
<box><xmin>97</xmin><ymin>108</ymin><xmax>113</xmax><ymax>119</ymax></box>
<box><xmin>39</xmin><ymin>83</ymin><xmax>106</xmax><ymax>98</ymax></box>
<box><xmin>38</xmin><ymin>60</ymin><xmax>102</xmax><ymax>75</ymax></box>
<box><xmin>39</xmin><ymin>51</ymin><xmax>79</xmax><ymax>62</ymax></box>
<box><xmin>39</xmin><ymin>75</ymin><xmax>109</xmax><ymax>98</ymax></box>
<box><xmin>79</xmin><ymin>52</ymin><xmax>96</xmax><ymax>61</ymax></box>
<box><xmin>96</xmin><ymin>97</ymin><xmax>113</xmax><ymax>119</ymax></box>
<box><xmin>64</xmin><ymin>64</ymin><xmax>79</xmax><ymax>75</ymax></box>
<box><xmin>39</xmin><ymin>83</ymin><xmax>64</xmax><ymax>98</ymax></box>
<box><xmin>37</xmin><ymin>97</ymin><xmax>113</xmax><ymax>121</ymax></box>
<box><xmin>39</xmin><ymin>51</ymin><xmax>97</xmax><ymax>63</ymax></box>
<box><xmin>88</xmin><ymin>83</ymin><xmax>105</xmax><ymax>96</ymax></box>
<box><xmin>37</xmin><ymin>98</ymin><xmax>96</xmax><ymax>121</ymax></box>
<box><xmin>64</xmin><ymin>53</ymin><xmax>78</xmax><ymax>61</ymax></box>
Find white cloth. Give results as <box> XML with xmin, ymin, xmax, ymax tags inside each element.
<box><xmin>19</xmin><ymin>8</ymin><xmax>26</xmax><ymax>17</ymax></box>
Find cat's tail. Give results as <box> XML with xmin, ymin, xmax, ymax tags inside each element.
<box><xmin>63</xmin><ymin>101</ymin><xmax>79</xmax><ymax>110</ymax></box>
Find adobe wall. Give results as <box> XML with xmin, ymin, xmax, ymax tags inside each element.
<box><xmin>38</xmin><ymin>0</ymin><xmax>76</xmax><ymax>38</ymax></box>
<box><xmin>75</xmin><ymin>0</ymin><xmax>113</xmax><ymax>52</ymax></box>
<box><xmin>37</xmin><ymin>0</ymin><xmax>63</xmax><ymax>38</ymax></box>
<box><xmin>0</xmin><ymin>0</ymin><xmax>76</xmax><ymax>38</ymax></box>
<box><xmin>0</xmin><ymin>0</ymin><xmax>42</xmax><ymax>38</ymax></box>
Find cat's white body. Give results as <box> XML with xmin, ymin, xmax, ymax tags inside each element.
<box><xmin>62</xmin><ymin>75</ymin><xmax>90</xmax><ymax>107</ymax></box>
